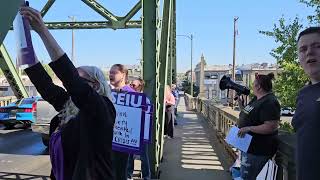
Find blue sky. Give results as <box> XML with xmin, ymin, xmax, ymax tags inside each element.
<box><xmin>3</xmin><ymin>0</ymin><xmax>314</xmax><ymax>73</ymax></box>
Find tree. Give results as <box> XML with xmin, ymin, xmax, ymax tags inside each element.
<box><xmin>273</xmin><ymin>62</ymin><xmax>308</xmax><ymax>108</ymax></box>
<box><xmin>300</xmin><ymin>0</ymin><xmax>320</xmax><ymax>24</ymax></box>
<box><xmin>260</xmin><ymin>17</ymin><xmax>308</xmax><ymax>108</ymax></box>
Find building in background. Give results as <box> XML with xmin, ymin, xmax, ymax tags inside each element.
<box><xmin>237</xmin><ymin>63</ymin><xmax>280</xmax><ymax>87</ymax></box>
<box><xmin>194</xmin><ymin>61</ymin><xmax>280</xmax><ymax>103</ymax></box>
<box><xmin>176</xmin><ymin>73</ymin><xmax>186</xmax><ymax>88</ymax></box>
<box><xmin>0</xmin><ymin>76</ymin><xmax>38</xmax><ymax>97</ymax></box>
<box><xmin>194</xmin><ymin>62</ymin><xmax>232</xmax><ymax>102</ymax></box>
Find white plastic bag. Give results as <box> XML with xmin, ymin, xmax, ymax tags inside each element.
<box><xmin>256</xmin><ymin>157</ymin><xmax>278</xmax><ymax>180</ymax></box>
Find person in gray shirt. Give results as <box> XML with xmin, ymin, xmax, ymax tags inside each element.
<box><xmin>292</xmin><ymin>27</ymin><xmax>320</xmax><ymax>180</ymax></box>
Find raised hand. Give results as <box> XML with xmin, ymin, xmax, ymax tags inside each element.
<box><xmin>20</xmin><ymin>7</ymin><xmax>47</xmax><ymax>34</ymax></box>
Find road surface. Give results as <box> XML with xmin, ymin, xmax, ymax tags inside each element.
<box><xmin>0</xmin><ymin>124</ymin><xmax>51</xmax><ymax>179</ymax></box>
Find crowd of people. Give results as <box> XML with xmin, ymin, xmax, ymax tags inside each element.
<box><xmin>19</xmin><ymin>6</ymin><xmax>180</xmax><ymax>180</ymax></box>
<box><xmin>231</xmin><ymin>26</ymin><xmax>320</xmax><ymax>180</ymax></box>
<box><xmin>17</xmin><ymin>5</ymin><xmax>319</xmax><ymax>180</ymax></box>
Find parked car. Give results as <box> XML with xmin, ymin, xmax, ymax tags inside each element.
<box><xmin>0</xmin><ymin>96</ymin><xmax>42</xmax><ymax>128</ymax></box>
<box><xmin>281</xmin><ymin>107</ymin><xmax>295</xmax><ymax>116</ymax></box>
<box><xmin>31</xmin><ymin>99</ymin><xmax>58</xmax><ymax>146</ymax></box>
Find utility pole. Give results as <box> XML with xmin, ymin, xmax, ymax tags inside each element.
<box><xmin>232</xmin><ymin>17</ymin><xmax>239</xmax><ymax>108</ymax></box>
<box><xmin>68</xmin><ymin>16</ymin><xmax>76</xmax><ymax>65</ymax></box>
<box><xmin>190</xmin><ymin>34</ymin><xmax>193</xmax><ymax>97</ymax></box>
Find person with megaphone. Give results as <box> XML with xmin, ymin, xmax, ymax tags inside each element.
<box><xmin>235</xmin><ymin>73</ymin><xmax>280</xmax><ymax>180</ymax></box>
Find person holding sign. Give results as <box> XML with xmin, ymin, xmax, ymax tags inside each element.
<box><xmin>20</xmin><ymin>6</ymin><xmax>115</xmax><ymax>180</ymax></box>
<box><xmin>109</xmin><ymin>64</ymin><xmax>134</xmax><ymax>180</ymax></box>
<box><xmin>109</xmin><ymin>64</ymin><xmax>135</xmax><ymax>93</ymax></box>
<box><xmin>236</xmin><ymin>73</ymin><xmax>280</xmax><ymax>180</ymax></box>
<box><xmin>127</xmin><ymin>78</ymin><xmax>151</xmax><ymax>180</ymax></box>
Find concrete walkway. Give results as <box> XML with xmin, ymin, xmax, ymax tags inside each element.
<box><xmin>159</xmin><ymin>96</ymin><xmax>232</xmax><ymax>180</ymax></box>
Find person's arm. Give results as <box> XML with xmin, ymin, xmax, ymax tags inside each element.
<box><xmin>21</xmin><ymin>7</ymin><xmax>115</xmax><ymax>126</ymax></box>
<box><xmin>50</xmin><ymin>54</ymin><xmax>114</xmax><ymax>117</ymax></box>
<box><xmin>24</xmin><ymin>62</ymin><xmax>69</xmax><ymax>112</ymax></box>
<box><xmin>38</xmin><ymin>28</ymin><xmax>64</xmax><ymax>62</ymax></box>
<box><xmin>20</xmin><ymin>7</ymin><xmax>69</xmax><ymax>111</ymax></box>
<box><xmin>237</xmin><ymin>95</ymin><xmax>245</xmax><ymax>110</ymax></box>
<box><xmin>20</xmin><ymin>7</ymin><xmax>64</xmax><ymax>62</ymax></box>
<box><xmin>238</xmin><ymin>98</ymin><xmax>280</xmax><ymax>137</ymax></box>
<box><xmin>238</xmin><ymin>120</ymin><xmax>279</xmax><ymax>136</ymax></box>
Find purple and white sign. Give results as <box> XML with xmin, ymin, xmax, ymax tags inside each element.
<box><xmin>13</xmin><ymin>0</ymin><xmax>36</xmax><ymax>68</ymax></box>
<box><xmin>144</xmin><ymin>97</ymin><xmax>154</xmax><ymax>143</ymax></box>
<box><xmin>111</xmin><ymin>90</ymin><xmax>146</xmax><ymax>154</ymax></box>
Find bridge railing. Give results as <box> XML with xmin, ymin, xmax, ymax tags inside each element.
<box><xmin>0</xmin><ymin>96</ymin><xmax>16</xmax><ymax>106</ymax></box>
<box><xmin>184</xmin><ymin>94</ymin><xmax>296</xmax><ymax>180</ymax></box>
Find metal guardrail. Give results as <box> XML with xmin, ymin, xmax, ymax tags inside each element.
<box><xmin>0</xmin><ymin>96</ymin><xmax>16</xmax><ymax>106</ymax></box>
<box><xmin>184</xmin><ymin>93</ymin><xmax>296</xmax><ymax>180</ymax></box>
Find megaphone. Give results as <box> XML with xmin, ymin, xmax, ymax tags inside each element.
<box><xmin>219</xmin><ymin>75</ymin><xmax>250</xmax><ymax>96</ymax></box>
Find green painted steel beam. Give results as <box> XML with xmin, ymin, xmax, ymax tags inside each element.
<box><xmin>157</xmin><ymin>0</ymin><xmax>172</xmax><ymax>167</ymax></box>
<box><xmin>166</xmin><ymin>0</ymin><xmax>174</xmax><ymax>86</ymax></box>
<box><xmin>122</xmin><ymin>1</ymin><xmax>142</xmax><ymax>23</ymax></box>
<box><xmin>40</xmin><ymin>0</ymin><xmax>55</xmax><ymax>17</ymax></box>
<box><xmin>10</xmin><ymin>21</ymin><xmax>141</xmax><ymax>30</ymax></box>
<box><xmin>42</xmin><ymin>21</ymin><xmax>141</xmax><ymax>30</ymax></box>
<box><xmin>0</xmin><ymin>0</ymin><xmax>21</xmax><ymax>45</ymax></box>
<box><xmin>0</xmin><ymin>45</ymin><xmax>28</xmax><ymax>99</ymax></box>
<box><xmin>142</xmin><ymin>0</ymin><xmax>158</xmax><ymax>177</ymax></box>
<box><xmin>172</xmin><ymin>0</ymin><xmax>177</xmax><ymax>84</ymax></box>
<box><xmin>81</xmin><ymin>0</ymin><xmax>119</xmax><ymax>22</ymax></box>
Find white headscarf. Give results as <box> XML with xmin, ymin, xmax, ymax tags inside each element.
<box><xmin>59</xmin><ymin>66</ymin><xmax>112</xmax><ymax>126</ymax></box>
<box><xmin>78</xmin><ymin>66</ymin><xmax>112</xmax><ymax>100</ymax></box>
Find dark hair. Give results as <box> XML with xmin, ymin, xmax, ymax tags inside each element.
<box><xmin>255</xmin><ymin>73</ymin><xmax>275</xmax><ymax>92</ymax></box>
<box><xmin>298</xmin><ymin>27</ymin><xmax>320</xmax><ymax>41</ymax></box>
<box><xmin>111</xmin><ymin>64</ymin><xmax>128</xmax><ymax>82</ymax></box>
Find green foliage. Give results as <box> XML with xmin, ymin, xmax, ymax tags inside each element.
<box><xmin>300</xmin><ymin>0</ymin><xmax>320</xmax><ymax>24</ymax></box>
<box><xmin>279</xmin><ymin>122</ymin><xmax>295</xmax><ymax>134</ymax></box>
<box><xmin>274</xmin><ymin>62</ymin><xmax>308</xmax><ymax>108</ymax></box>
<box><xmin>260</xmin><ymin>17</ymin><xmax>308</xmax><ymax>108</ymax></box>
<box><xmin>248</xmin><ymin>81</ymin><xmax>255</xmax><ymax>99</ymax></box>
<box><xmin>259</xmin><ymin>17</ymin><xmax>303</xmax><ymax>66</ymax></box>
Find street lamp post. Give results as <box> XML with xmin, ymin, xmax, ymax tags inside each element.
<box><xmin>177</xmin><ymin>34</ymin><xmax>193</xmax><ymax>96</ymax></box>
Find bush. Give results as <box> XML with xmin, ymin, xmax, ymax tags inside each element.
<box><xmin>279</xmin><ymin>122</ymin><xmax>295</xmax><ymax>134</ymax></box>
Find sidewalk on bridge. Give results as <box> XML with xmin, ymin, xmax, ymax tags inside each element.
<box><xmin>159</xmin><ymin>97</ymin><xmax>233</xmax><ymax>180</ymax></box>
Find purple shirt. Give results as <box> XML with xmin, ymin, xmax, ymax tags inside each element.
<box><xmin>49</xmin><ymin>130</ymin><xmax>65</xmax><ymax>180</ymax></box>
<box><xmin>121</xmin><ymin>85</ymin><xmax>135</xmax><ymax>92</ymax></box>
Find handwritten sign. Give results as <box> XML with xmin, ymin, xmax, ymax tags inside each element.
<box><xmin>112</xmin><ymin>104</ymin><xmax>144</xmax><ymax>153</ymax></box>
<box><xmin>111</xmin><ymin>91</ymin><xmax>146</xmax><ymax>154</ymax></box>
<box><xmin>111</xmin><ymin>90</ymin><xmax>155</xmax><ymax>153</ymax></box>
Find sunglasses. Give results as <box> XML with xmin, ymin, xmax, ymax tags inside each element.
<box><xmin>130</xmin><ymin>84</ymin><xmax>140</xmax><ymax>88</ymax></box>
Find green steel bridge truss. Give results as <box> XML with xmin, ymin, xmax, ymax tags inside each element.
<box><xmin>0</xmin><ymin>0</ymin><xmax>177</xmax><ymax>178</ymax></box>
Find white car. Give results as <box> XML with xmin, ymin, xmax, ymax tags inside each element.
<box><xmin>281</xmin><ymin>107</ymin><xmax>295</xmax><ymax>116</ymax></box>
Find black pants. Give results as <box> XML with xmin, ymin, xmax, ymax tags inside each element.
<box><xmin>112</xmin><ymin>151</ymin><xmax>129</xmax><ymax>180</ymax></box>
<box><xmin>164</xmin><ymin>105</ymin><xmax>174</xmax><ymax>138</ymax></box>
